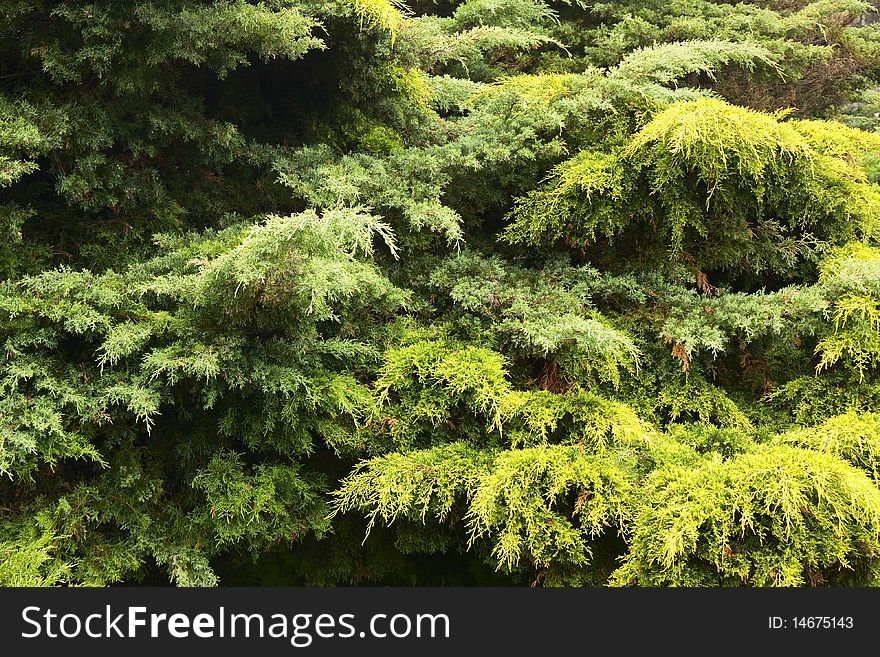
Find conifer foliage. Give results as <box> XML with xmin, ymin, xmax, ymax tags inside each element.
<box><xmin>4</xmin><ymin>0</ymin><xmax>880</xmax><ymax>586</ymax></box>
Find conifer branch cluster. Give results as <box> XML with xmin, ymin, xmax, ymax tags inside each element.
<box><xmin>3</xmin><ymin>0</ymin><xmax>880</xmax><ymax>586</ymax></box>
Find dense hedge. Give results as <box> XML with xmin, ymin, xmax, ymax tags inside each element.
<box><xmin>4</xmin><ymin>0</ymin><xmax>880</xmax><ymax>586</ymax></box>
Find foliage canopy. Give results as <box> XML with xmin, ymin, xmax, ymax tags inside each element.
<box><xmin>4</xmin><ymin>0</ymin><xmax>880</xmax><ymax>587</ymax></box>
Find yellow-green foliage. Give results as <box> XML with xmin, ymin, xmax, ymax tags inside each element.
<box><xmin>624</xmin><ymin>98</ymin><xmax>880</xmax><ymax>249</ymax></box>
<box><xmin>612</xmin><ymin>445</ymin><xmax>880</xmax><ymax>586</ymax></box>
<box><xmin>374</xmin><ymin>338</ymin><xmax>516</xmax><ymax>437</ymax></box>
<box><xmin>781</xmin><ymin>412</ymin><xmax>880</xmax><ymax>483</ymax></box>
<box><xmin>334</xmin><ymin>442</ymin><xmax>635</xmax><ymax>584</ymax></box>
<box><xmin>561</xmin><ymin>389</ymin><xmax>659</xmax><ymax>452</ymax></box>
<box><xmin>667</xmin><ymin>424</ymin><xmax>758</xmax><ymax>461</ymax></box>
<box><xmin>0</xmin><ymin>529</ymin><xmax>70</xmax><ymax>586</ymax></box>
<box><xmin>791</xmin><ymin>119</ymin><xmax>880</xmax><ymax>171</ymax></box>
<box><xmin>467</xmin><ymin>446</ymin><xmax>633</xmax><ymax>579</ymax></box>
<box><xmin>370</xmin><ymin>337</ymin><xmax>655</xmax><ymax>449</ymax></box>
<box><xmin>350</xmin><ymin>0</ymin><xmax>405</xmax><ymax>36</ymax></box>
<box><xmin>504</xmin><ymin>150</ymin><xmax>624</xmax><ymax>247</ymax></box>
<box><xmin>655</xmin><ymin>375</ymin><xmax>754</xmax><ymax>431</ymax></box>
<box><xmin>465</xmin><ymin>72</ymin><xmax>582</xmax><ymax>113</ymax></box>
<box><xmin>816</xmin><ymin>243</ymin><xmax>880</xmax><ymax>378</ymax></box>
<box><xmin>331</xmin><ymin>442</ymin><xmax>493</xmax><ymax>532</ymax></box>
<box><xmin>384</xmin><ymin>64</ymin><xmax>436</xmax><ymax>112</ymax></box>
<box><xmin>504</xmin><ymin>98</ymin><xmax>880</xmax><ymax>275</ymax></box>
<box><xmin>624</xmin><ymin>99</ymin><xmax>804</xmax><ymax>211</ymax></box>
